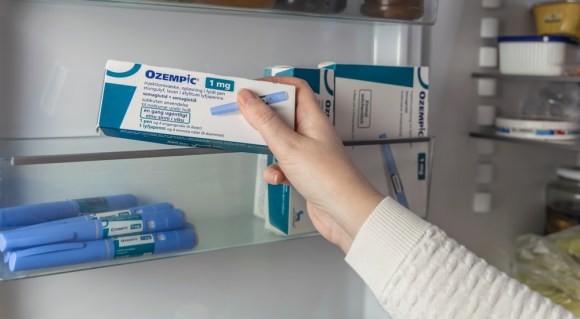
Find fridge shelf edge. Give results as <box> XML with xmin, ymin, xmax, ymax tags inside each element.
<box><xmin>471</xmin><ymin>71</ymin><xmax>580</xmax><ymax>83</ymax></box>
<box><xmin>22</xmin><ymin>0</ymin><xmax>438</xmax><ymax>26</ymax></box>
<box><xmin>5</xmin><ymin>136</ymin><xmax>434</xmax><ymax>166</ymax></box>
<box><xmin>0</xmin><ymin>215</ymin><xmax>320</xmax><ymax>282</ymax></box>
<box><xmin>470</xmin><ymin>130</ymin><xmax>580</xmax><ymax>151</ymax></box>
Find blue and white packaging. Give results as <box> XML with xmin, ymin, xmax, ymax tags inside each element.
<box><xmin>329</xmin><ymin>63</ymin><xmax>430</xmax><ymax>218</ymax></box>
<box><xmin>98</xmin><ymin>60</ymin><xmax>296</xmax><ymax>154</ymax></box>
<box><xmin>323</xmin><ymin>63</ymin><xmax>428</xmax><ymax>140</ymax></box>
<box><xmin>257</xmin><ymin>64</ymin><xmax>430</xmax><ymax>235</ymax></box>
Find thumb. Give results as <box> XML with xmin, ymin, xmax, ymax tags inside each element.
<box><xmin>237</xmin><ymin>88</ymin><xmax>297</xmax><ymax>153</ymax></box>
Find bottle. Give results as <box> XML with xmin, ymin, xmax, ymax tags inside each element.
<box><xmin>274</xmin><ymin>0</ymin><xmax>347</xmax><ymax>14</ymax></box>
<box><xmin>546</xmin><ymin>167</ymin><xmax>580</xmax><ymax>234</ymax></box>
<box><xmin>360</xmin><ymin>0</ymin><xmax>424</xmax><ymax>20</ymax></box>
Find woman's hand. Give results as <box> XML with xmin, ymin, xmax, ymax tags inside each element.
<box><xmin>237</xmin><ymin>76</ymin><xmax>383</xmax><ymax>253</ymax></box>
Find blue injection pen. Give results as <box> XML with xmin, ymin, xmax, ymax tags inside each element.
<box><xmin>210</xmin><ymin>91</ymin><xmax>289</xmax><ymax>116</ymax></box>
<box><xmin>1</xmin><ymin>203</ymin><xmax>173</xmax><ymax>263</ymax></box>
<box><xmin>6</xmin><ymin>202</ymin><xmax>174</xmax><ymax>231</ymax></box>
<box><xmin>379</xmin><ymin>133</ymin><xmax>409</xmax><ymax>208</ymax></box>
<box><xmin>0</xmin><ymin>194</ymin><xmax>138</xmax><ymax>228</ymax></box>
<box><xmin>0</xmin><ymin>208</ymin><xmax>186</xmax><ymax>252</ymax></box>
<box><xmin>8</xmin><ymin>226</ymin><xmax>197</xmax><ymax>271</ymax></box>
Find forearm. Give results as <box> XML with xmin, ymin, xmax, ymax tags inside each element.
<box><xmin>346</xmin><ymin>197</ymin><xmax>576</xmax><ymax>319</ymax></box>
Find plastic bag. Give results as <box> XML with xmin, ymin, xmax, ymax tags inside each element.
<box><xmin>513</xmin><ymin>225</ymin><xmax>580</xmax><ymax>315</ymax></box>
<box><xmin>519</xmin><ymin>83</ymin><xmax>580</xmax><ymax>121</ymax></box>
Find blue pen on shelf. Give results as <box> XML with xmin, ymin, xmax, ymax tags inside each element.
<box><xmin>379</xmin><ymin>133</ymin><xmax>409</xmax><ymax>208</ymax></box>
<box><xmin>8</xmin><ymin>226</ymin><xmax>197</xmax><ymax>271</ymax></box>
<box><xmin>7</xmin><ymin>202</ymin><xmax>174</xmax><ymax>231</ymax></box>
<box><xmin>210</xmin><ymin>91</ymin><xmax>289</xmax><ymax>116</ymax></box>
<box><xmin>0</xmin><ymin>203</ymin><xmax>173</xmax><ymax>263</ymax></box>
<box><xmin>0</xmin><ymin>208</ymin><xmax>186</xmax><ymax>252</ymax></box>
<box><xmin>0</xmin><ymin>194</ymin><xmax>138</xmax><ymax>228</ymax></box>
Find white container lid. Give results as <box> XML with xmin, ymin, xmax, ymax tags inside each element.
<box><xmin>495</xmin><ymin>117</ymin><xmax>579</xmax><ymax>129</ymax></box>
<box><xmin>495</xmin><ymin>117</ymin><xmax>580</xmax><ymax>140</ymax></box>
<box><xmin>497</xmin><ymin>35</ymin><xmax>577</xmax><ymax>44</ymax></box>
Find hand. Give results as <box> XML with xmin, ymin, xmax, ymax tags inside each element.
<box><xmin>237</xmin><ymin>76</ymin><xmax>384</xmax><ymax>253</ymax></box>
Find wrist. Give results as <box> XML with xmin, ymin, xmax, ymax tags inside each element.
<box><xmin>348</xmin><ymin>192</ymin><xmax>384</xmax><ymax>242</ymax></box>
<box><xmin>338</xmin><ymin>183</ymin><xmax>384</xmax><ymax>246</ymax></box>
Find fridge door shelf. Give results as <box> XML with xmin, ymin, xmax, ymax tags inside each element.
<box><xmin>0</xmin><ymin>135</ymin><xmax>433</xmax><ymax>166</ymax></box>
<box><xmin>0</xmin><ymin>136</ymin><xmax>434</xmax><ymax>281</ymax></box>
<box><xmin>0</xmin><ymin>214</ymin><xmax>319</xmax><ymax>281</ymax></box>
<box><xmin>470</xmin><ymin>129</ymin><xmax>580</xmax><ymax>151</ymax></box>
<box><xmin>53</xmin><ymin>0</ymin><xmax>439</xmax><ymax>25</ymax></box>
<box><xmin>472</xmin><ymin>70</ymin><xmax>580</xmax><ymax>83</ymax></box>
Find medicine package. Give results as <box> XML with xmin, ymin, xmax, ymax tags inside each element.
<box><xmin>97</xmin><ymin>60</ymin><xmax>295</xmax><ymax>154</ymax></box>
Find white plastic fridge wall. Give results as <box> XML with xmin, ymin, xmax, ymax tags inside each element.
<box><xmin>426</xmin><ymin>0</ymin><xmax>577</xmax><ymax>274</ymax></box>
<box><xmin>0</xmin><ymin>1</ymin><xmax>414</xmax><ymax>318</ymax></box>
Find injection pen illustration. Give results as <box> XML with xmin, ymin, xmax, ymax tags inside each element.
<box><xmin>210</xmin><ymin>91</ymin><xmax>289</xmax><ymax>116</ymax></box>
<box><xmin>379</xmin><ymin>133</ymin><xmax>409</xmax><ymax>208</ymax></box>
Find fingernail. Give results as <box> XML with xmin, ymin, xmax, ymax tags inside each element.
<box><xmin>267</xmin><ymin>171</ymin><xmax>280</xmax><ymax>184</ymax></box>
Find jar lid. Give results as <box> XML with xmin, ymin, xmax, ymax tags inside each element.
<box><xmin>557</xmin><ymin>167</ymin><xmax>580</xmax><ymax>181</ymax></box>
<box><xmin>497</xmin><ymin>35</ymin><xmax>578</xmax><ymax>44</ymax></box>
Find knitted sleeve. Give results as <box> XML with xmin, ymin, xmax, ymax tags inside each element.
<box><xmin>345</xmin><ymin>197</ymin><xmax>577</xmax><ymax>319</ymax></box>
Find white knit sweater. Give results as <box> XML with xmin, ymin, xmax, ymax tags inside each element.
<box><xmin>345</xmin><ymin>197</ymin><xmax>578</xmax><ymax>319</ymax></box>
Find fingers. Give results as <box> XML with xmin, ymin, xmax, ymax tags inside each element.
<box><xmin>256</xmin><ymin>76</ymin><xmax>334</xmax><ymax>140</ymax></box>
<box><xmin>263</xmin><ymin>163</ymin><xmax>289</xmax><ymax>185</ymax></box>
<box><xmin>257</xmin><ymin>76</ymin><xmax>326</xmax><ymax>123</ymax></box>
<box><xmin>237</xmin><ymin>88</ymin><xmax>297</xmax><ymax>154</ymax></box>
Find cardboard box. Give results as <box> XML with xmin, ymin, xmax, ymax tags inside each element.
<box><xmin>98</xmin><ymin>60</ymin><xmax>295</xmax><ymax>154</ymax></box>
<box><xmin>253</xmin><ymin>154</ymin><xmax>315</xmax><ymax>236</ymax></box>
<box><xmin>322</xmin><ymin>63</ymin><xmax>428</xmax><ymax>140</ymax></box>
<box><xmin>258</xmin><ymin>64</ymin><xmax>430</xmax><ymax>235</ymax></box>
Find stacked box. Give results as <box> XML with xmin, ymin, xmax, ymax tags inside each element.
<box><xmin>256</xmin><ymin>64</ymin><xmax>430</xmax><ymax>235</ymax></box>
<box><xmin>98</xmin><ymin>60</ymin><xmax>296</xmax><ymax>154</ymax></box>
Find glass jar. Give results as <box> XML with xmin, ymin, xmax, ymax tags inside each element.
<box><xmin>546</xmin><ymin>167</ymin><xmax>580</xmax><ymax>234</ymax></box>
<box><xmin>360</xmin><ymin>0</ymin><xmax>424</xmax><ymax>20</ymax></box>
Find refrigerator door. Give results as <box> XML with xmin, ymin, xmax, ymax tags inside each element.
<box><xmin>0</xmin><ymin>1</ymin><xmax>420</xmax><ymax>318</ymax></box>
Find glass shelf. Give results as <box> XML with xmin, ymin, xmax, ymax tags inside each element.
<box><xmin>0</xmin><ymin>214</ymin><xmax>318</xmax><ymax>281</ymax></box>
<box><xmin>472</xmin><ymin>70</ymin><xmax>580</xmax><ymax>83</ymax></box>
<box><xmin>41</xmin><ymin>0</ymin><xmax>438</xmax><ymax>25</ymax></box>
<box><xmin>0</xmin><ymin>136</ymin><xmax>434</xmax><ymax>281</ymax></box>
<box><xmin>470</xmin><ymin>128</ymin><xmax>580</xmax><ymax>151</ymax></box>
<box><xmin>0</xmin><ymin>135</ymin><xmax>433</xmax><ymax>166</ymax></box>
<box><xmin>0</xmin><ymin>136</ymin><xmax>231</xmax><ymax>166</ymax></box>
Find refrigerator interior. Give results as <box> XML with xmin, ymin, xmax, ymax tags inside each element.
<box><xmin>0</xmin><ymin>0</ymin><xmax>424</xmax><ymax>318</ymax></box>
<box><xmin>1</xmin><ymin>0</ymin><xmax>574</xmax><ymax>317</ymax></box>
<box><xmin>427</xmin><ymin>0</ymin><xmax>578</xmax><ymax>275</ymax></box>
